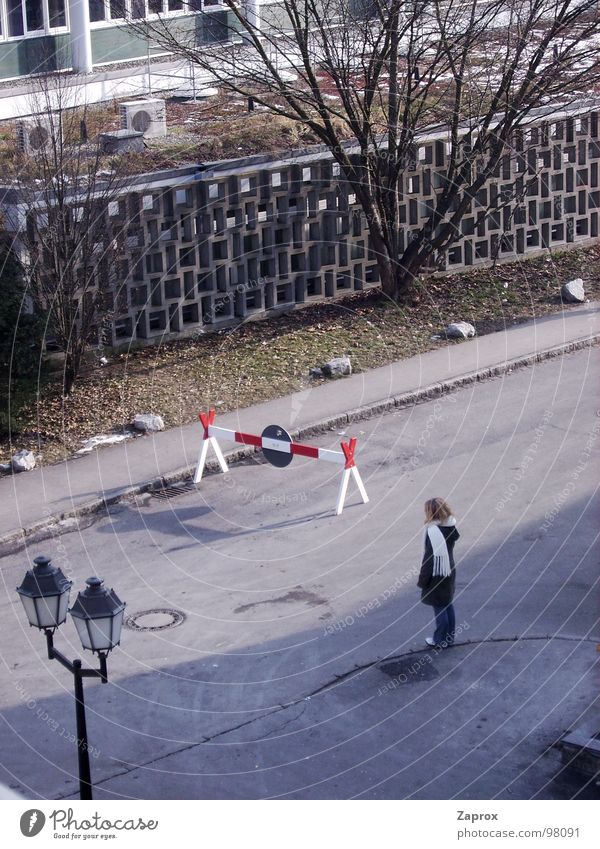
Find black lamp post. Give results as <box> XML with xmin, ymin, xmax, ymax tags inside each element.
<box><xmin>16</xmin><ymin>556</ymin><xmax>125</xmax><ymax>800</ymax></box>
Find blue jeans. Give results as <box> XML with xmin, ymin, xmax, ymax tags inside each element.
<box><xmin>433</xmin><ymin>603</ymin><xmax>455</xmax><ymax>646</ymax></box>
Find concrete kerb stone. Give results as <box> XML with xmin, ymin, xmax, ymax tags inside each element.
<box><xmin>0</xmin><ymin>333</ymin><xmax>598</xmax><ymax>557</ymax></box>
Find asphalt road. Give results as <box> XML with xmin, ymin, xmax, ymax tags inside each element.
<box><xmin>0</xmin><ymin>347</ymin><xmax>598</xmax><ymax>800</ymax></box>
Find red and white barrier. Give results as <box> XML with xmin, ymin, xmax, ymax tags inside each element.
<box><xmin>194</xmin><ymin>409</ymin><xmax>369</xmax><ymax>515</ymax></box>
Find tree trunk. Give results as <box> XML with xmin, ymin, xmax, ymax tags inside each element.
<box><xmin>394</xmin><ymin>230</ymin><xmax>440</xmax><ymax>298</ymax></box>
<box><xmin>63</xmin><ymin>352</ymin><xmax>79</xmax><ymax>396</ymax></box>
<box><xmin>367</xmin><ymin>228</ymin><xmax>402</xmax><ymax>301</ymax></box>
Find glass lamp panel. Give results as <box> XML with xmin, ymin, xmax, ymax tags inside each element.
<box><xmin>34</xmin><ymin>594</ymin><xmax>64</xmax><ymax>628</ymax></box>
<box><xmin>71</xmin><ymin>615</ymin><xmax>92</xmax><ymax>651</ymax></box>
<box><xmin>18</xmin><ymin>594</ymin><xmax>38</xmax><ymax>627</ymax></box>
<box><xmin>110</xmin><ymin>609</ymin><xmax>125</xmax><ymax>647</ymax></box>
<box><xmin>87</xmin><ymin>617</ymin><xmax>114</xmax><ymax>651</ymax></box>
<box><xmin>57</xmin><ymin>591</ymin><xmax>71</xmax><ymax>625</ymax></box>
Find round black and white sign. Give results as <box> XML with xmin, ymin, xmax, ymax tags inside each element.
<box><xmin>261</xmin><ymin>424</ymin><xmax>293</xmax><ymax>468</ymax></box>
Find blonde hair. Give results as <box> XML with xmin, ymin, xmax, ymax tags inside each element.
<box><xmin>424</xmin><ymin>497</ymin><xmax>453</xmax><ymax>524</ymax></box>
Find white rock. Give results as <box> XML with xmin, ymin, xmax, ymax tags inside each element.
<box><xmin>560</xmin><ymin>278</ymin><xmax>585</xmax><ymax>303</ymax></box>
<box><xmin>446</xmin><ymin>322</ymin><xmax>476</xmax><ymax>339</ymax></box>
<box><xmin>11</xmin><ymin>449</ymin><xmax>36</xmax><ymax>472</ymax></box>
<box><xmin>321</xmin><ymin>356</ymin><xmax>352</xmax><ymax>378</ymax></box>
<box><xmin>133</xmin><ymin>413</ymin><xmax>165</xmax><ymax>433</ymax></box>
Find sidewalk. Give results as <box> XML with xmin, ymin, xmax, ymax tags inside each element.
<box><xmin>1</xmin><ymin>301</ymin><xmax>598</xmax><ymax>549</ymax></box>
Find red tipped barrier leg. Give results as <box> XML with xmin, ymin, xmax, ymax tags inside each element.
<box><xmin>336</xmin><ymin>438</ymin><xmax>369</xmax><ymax>515</ymax></box>
<box><xmin>194</xmin><ymin>410</ymin><xmax>228</xmax><ymax>483</ymax></box>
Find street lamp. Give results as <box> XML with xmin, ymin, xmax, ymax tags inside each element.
<box><xmin>16</xmin><ymin>556</ymin><xmax>125</xmax><ymax>800</ymax></box>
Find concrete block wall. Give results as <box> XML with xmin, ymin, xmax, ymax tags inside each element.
<box><xmin>10</xmin><ymin>101</ymin><xmax>600</xmax><ymax>348</ymax></box>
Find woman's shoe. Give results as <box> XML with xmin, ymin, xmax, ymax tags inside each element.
<box><xmin>425</xmin><ymin>637</ymin><xmax>437</xmax><ymax>647</ymax></box>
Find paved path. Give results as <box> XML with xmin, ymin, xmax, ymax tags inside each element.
<box><xmin>1</xmin><ymin>302</ymin><xmax>598</xmax><ymax>546</ymax></box>
<box><xmin>1</xmin><ymin>349</ymin><xmax>598</xmax><ymax>799</ymax></box>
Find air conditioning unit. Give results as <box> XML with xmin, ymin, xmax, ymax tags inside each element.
<box><xmin>119</xmin><ymin>99</ymin><xmax>167</xmax><ymax>139</ymax></box>
<box><xmin>16</xmin><ymin>117</ymin><xmax>56</xmax><ymax>154</ymax></box>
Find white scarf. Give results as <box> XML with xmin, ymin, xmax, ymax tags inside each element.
<box><xmin>424</xmin><ymin>517</ymin><xmax>456</xmax><ymax>577</ymax></box>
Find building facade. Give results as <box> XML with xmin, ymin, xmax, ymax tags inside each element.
<box><xmin>0</xmin><ymin>0</ymin><xmax>234</xmax><ymax>80</ymax></box>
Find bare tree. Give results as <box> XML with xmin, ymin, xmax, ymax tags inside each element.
<box><xmin>2</xmin><ymin>74</ymin><xmax>130</xmax><ymax>395</ymax></box>
<box><xmin>133</xmin><ymin>0</ymin><xmax>600</xmax><ymax>299</ymax></box>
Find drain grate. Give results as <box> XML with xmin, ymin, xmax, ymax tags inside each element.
<box><xmin>125</xmin><ymin>608</ymin><xmax>186</xmax><ymax>631</ymax></box>
<box><xmin>151</xmin><ymin>480</ymin><xmax>197</xmax><ymax>500</ymax></box>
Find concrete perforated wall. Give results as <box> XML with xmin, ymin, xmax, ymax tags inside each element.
<box><xmin>5</xmin><ymin>100</ymin><xmax>599</xmax><ymax>348</ymax></box>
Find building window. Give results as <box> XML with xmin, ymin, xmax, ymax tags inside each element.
<box><xmin>8</xmin><ymin>0</ymin><xmax>24</xmax><ymax>35</ymax></box>
<box><xmin>26</xmin><ymin>0</ymin><xmax>44</xmax><ymax>29</ymax></box>
<box><xmin>110</xmin><ymin>0</ymin><xmax>126</xmax><ymax>18</ymax></box>
<box><xmin>88</xmin><ymin>0</ymin><xmax>106</xmax><ymax>21</ymax></box>
<box><xmin>48</xmin><ymin>0</ymin><xmax>66</xmax><ymax>26</ymax></box>
<box><xmin>6</xmin><ymin>0</ymin><xmax>52</xmax><ymax>34</ymax></box>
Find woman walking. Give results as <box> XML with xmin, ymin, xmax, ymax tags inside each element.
<box><xmin>418</xmin><ymin>497</ymin><xmax>460</xmax><ymax>648</ymax></box>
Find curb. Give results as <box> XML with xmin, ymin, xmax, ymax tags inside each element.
<box><xmin>1</xmin><ymin>333</ymin><xmax>598</xmax><ymax>556</ymax></box>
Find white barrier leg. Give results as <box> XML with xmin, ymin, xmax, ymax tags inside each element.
<box><xmin>194</xmin><ymin>439</ymin><xmax>210</xmax><ymax>484</ymax></box>
<box><xmin>211</xmin><ymin>437</ymin><xmax>229</xmax><ymax>473</ymax></box>
<box><xmin>194</xmin><ymin>437</ymin><xmax>228</xmax><ymax>484</ymax></box>
<box><xmin>351</xmin><ymin>467</ymin><xmax>369</xmax><ymax>504</ymax></box>
<box><xmin>336</xmin><ymin>468</ymin><xmax>351</xmax><ymax>515</ymax></box>
<box><xmin>336</xmin><ymin>466</ymin><xmax>369</xmax><ymax>515</ymax></box>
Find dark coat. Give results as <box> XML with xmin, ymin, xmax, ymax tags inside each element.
<box><xmin>418</xmin><ymin>523</ymin><xmax>460</xmax><ymax>608</ymax></box>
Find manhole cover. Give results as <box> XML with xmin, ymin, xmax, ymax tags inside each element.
<box><xmin>125</xmin><ymin>608</ymin><xmax>186</xmax><ymax>631</ymax></box>
<box><xmin>151</xmin><ymin>481</ymin><xmax>197</xmax><ymax>500</ymax></box>
<box><xmin>378</xmin><ymin>658</ymin><xmax>439</xmax><ymax>684</ymax></box>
